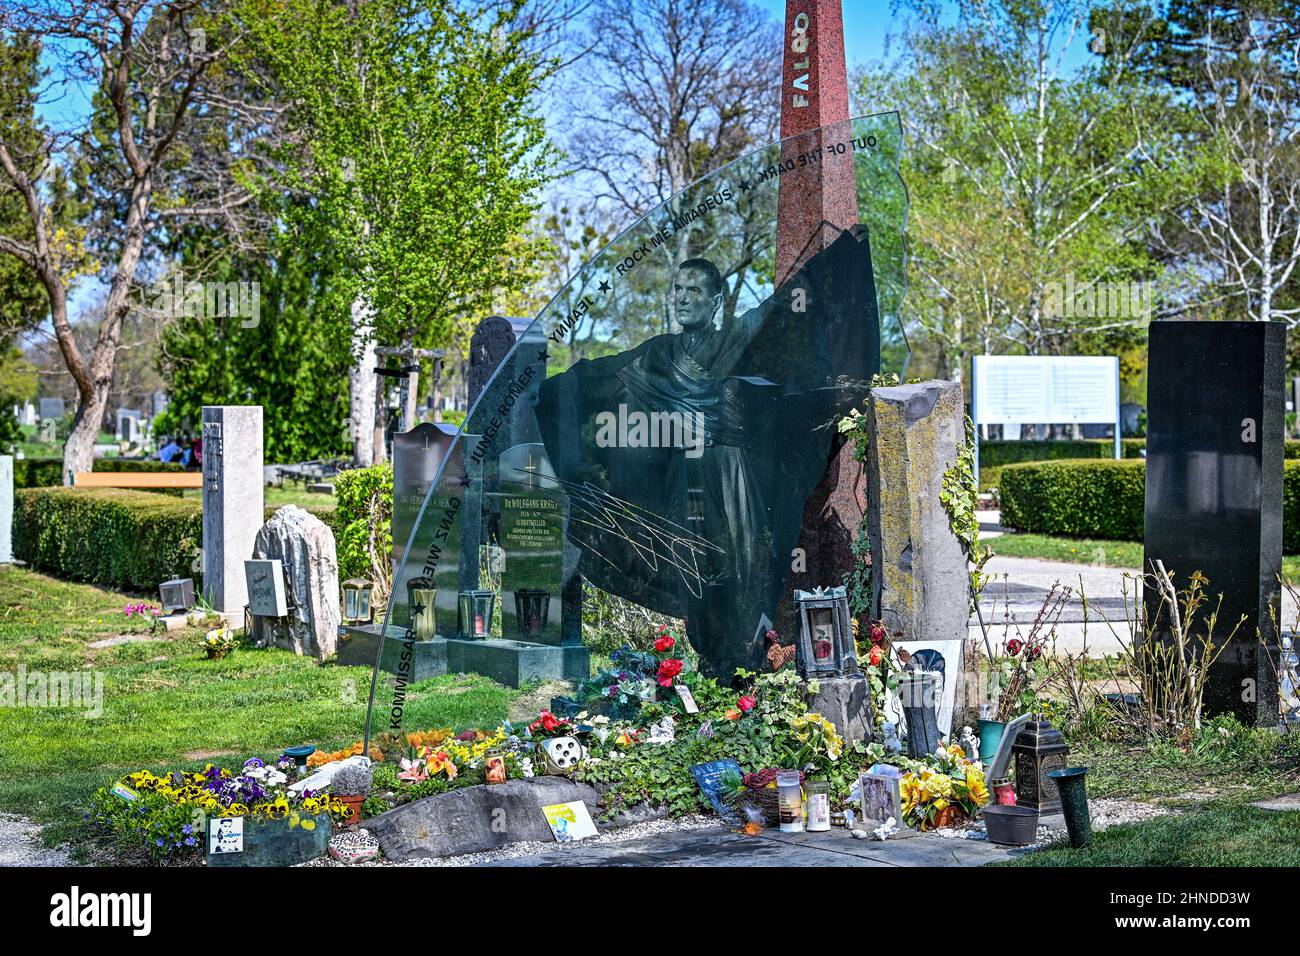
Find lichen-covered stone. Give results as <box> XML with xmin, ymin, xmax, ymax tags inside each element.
<box><xmin>866</xmin><ymin>381</ymin><xmax>968</xmax><ymax>647</ymax></box>
<box><xmin>252</xmin><ymin>506</ymin><xmax>341</xmax><ymax>659</ymax></box>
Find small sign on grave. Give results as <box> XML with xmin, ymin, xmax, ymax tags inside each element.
<box><xmin>208</xmin><ymin>816</ymin><xmax>244</xmax><ymax>855</ymax></box>
<box><xmin>244</xmin><ymin>559</ymin><xmax>288</xmax><ymax>617</ymax></box>
<box><xmin>542</xmin><ymin>801</ymin><xmax>598</xmax><ymax>843</ymax></box>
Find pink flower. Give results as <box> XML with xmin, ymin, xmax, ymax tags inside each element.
<box><xmin>738</xmin><ymin>696</ymin><xmax>756</xmax><ymax>713</ymax></box>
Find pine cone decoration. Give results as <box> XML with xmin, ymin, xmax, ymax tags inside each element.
<box><xmin>767</xmin><ymin>640</ymin><xmax>796</xmax><ymax>672</ymax></box>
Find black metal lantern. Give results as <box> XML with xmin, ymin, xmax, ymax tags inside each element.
<box><xmin>513</xmin><ymin>588</ymin><xmax>551</xmax><ymax>641</ymax></box>
<box><xmin>1012</xmin><ymin>717</ymin><xmax>1070</xmax><ymax>813</ymax></box>
<box><xmin>158</xmin><ymin>577</ymin><xmax>195</xmax><ymax>613</ymax></box>
<box><xmin>794</xmin><ymin>586</ymin><xmax>859</xmax><ymax>678</ymax></box>
<box><xmin>341</xmin><ymin>578</ymin><xmax>374</xmax><ymax>625</ymax></box>
<box><xmin>458</xmin><ymin>589</ymin><xmax>496</xmax><ymax>640</ymax></box>
<box><xmin>407</xmin><ymin>576</ymin><xmax>438</xmax><ymax>641</ymax></box>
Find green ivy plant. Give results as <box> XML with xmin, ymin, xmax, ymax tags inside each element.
<box><xmin>940</xmin><ymin>415</ymin><xmax>993</xmax><ymax>599</ymax></box>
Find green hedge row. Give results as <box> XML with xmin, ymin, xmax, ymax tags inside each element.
<box><xmin>14</xmin><ymin>487</ymin><xmax>341</xmax><ymax>593</ymax></box>
<box><xmin>999</xmin><ymin>458</ymin><xmax>1300</xmax><ymax>553</ymax></box>
<box><xmin>980</xmin><ymin>438</ymin><xmax>1147</xmax><ymax>468</ymax></box>
<box><xmin>14</xmin><ymin>488</ymin><xmax>203</xmax><ymax>591</ymax></box>
<box><xmin>13</xmin><ymin>457</ymin><xmax>185</xmax><ymax>489</ymax></box>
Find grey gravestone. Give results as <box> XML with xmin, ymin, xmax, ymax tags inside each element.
<box><xmin>202</xmin><ymin>406</ymin><xmax>265</xmax><ymax>615</ymax></box>
<box><xmin>468</xmin><ymin>315</ymin><xmax>530</xmax><ymax>407</ymax></box>
<box><xmin>251</xmin><ymin>506</ymin><xmax>340</xmax><ymax>659</ymax></box>
<box><xmin>805</xmin><ymin>675</ymin><xmax>872</xmax><ymax>744</ymax></box>
<box><xmin>1144</xmin><ymin>320</ymin><xmax>1285</xmax><ymax>725</ymax></box>
<box><xmin>866</xmin><ymin>380</ymin><xmax>970</xmax><ymax>650</ymax></box>
<box><xmin>499</xmin><ymin>442</ymin><xmax>565</xmax><ymax>644</ymax></box>
<box><xmin>116</xmin><ymin>408</ymin><xmax>142</xmax><ymax>443</ymax></box>
<box><xmin>243</xmin><ymin>558</ymin><xmax>287</xmax><ymax>617</ymax></box>
<box><xmin>0</xmin><ymin>454</ymin><xmax>11</xmax><ymax>564</ymax></box>
<box><xmin>38</xmin><ymin>397</ymin><xmax>64</xmax><ymax>421</ymax></box>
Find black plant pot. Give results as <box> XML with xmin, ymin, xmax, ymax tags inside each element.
<box><xmin>981</xmin><ymin>805</ymin><xmax>1039</xmax><ymax>846</ymax></box>
<box><xmin>1047</xmin><ymin>766</ymin><xmax>1092</xmax><ymax>848</ymax></box>
<box><xmin>900</xmin><ymin>672</ymin><xmax>941</xmax><ymax>758</ymax></box>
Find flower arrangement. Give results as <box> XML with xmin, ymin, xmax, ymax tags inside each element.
<box><xmin>785</xmin><ymin>712</ymin><xmax>844</xmax><ymax>767</ymax></box>
<box><xmin>307</xmin><ymin>740</ymin><xmax>384</xmax><ymax>768</ymax></box>
<box><xmin>652</xmin><ymin>625</ymin><xmax>686</xmax><ymax>687</ymax></box>
<box><xmin>398</xmin><ymin>746</ymin><xmax>458</xmax><ymax>784</ymax></box>
<box><xmin>203</xmin><ymin>627</ymin><xmax>237</xmax><ymax>659</ymax></box>
<box><xmin>856</xmin><ymin>619</ymin><xmax>901</xmax><ymax>732</ymax></box>
<box><xmin>898</xmin><ymin>745</ymin><xmax>990</xmax><ymax>830</ymax></box>
<box><xmin>527</xmin><ymin>710</ymin><xmax>575</xmax><ymax>740</ymax></box>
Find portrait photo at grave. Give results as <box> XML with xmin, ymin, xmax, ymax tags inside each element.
<box><xmin>0</xmin><ymin>0</ymin><xmax>1296</xmax><ymax>903</ymax></box>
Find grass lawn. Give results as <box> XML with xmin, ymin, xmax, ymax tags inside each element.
<box><xmin>179</xmin><ymin>485</ymin><xmax>335</xmax><ymax>510</ymax></box>
<box><xmin>1002</xmin><ymin>802</ymin><xmax>1300</xmax><ymax>866</ymax></box>
<box><xmin>988</xmin><ymin>532</ymin><xmax>1300</xmax><ymax>578</ymax></box>
<box><xmin>0</xmin><ymin>566</ymin><xmax>522</xmax><ymax>851</ymax></box>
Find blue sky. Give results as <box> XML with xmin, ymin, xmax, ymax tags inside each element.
<box><xmin>753</xmin><ymin>0</ymin><xmax>895</xmax><ymax>67</ymax></box>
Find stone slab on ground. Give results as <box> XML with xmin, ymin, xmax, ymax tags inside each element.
<box><xmin>481</xmin><ymin>820</ymin><xmax>1021</xmax><ymax>868</ymax></box>
<box><xmin>365</xmin><ymin>777</ymin><xmax>607</xmax><ymax>861</ymax></box>
<box><xmin>1251</xmin><ymin>792</ymin><xmax>1300</xmax><ymax>811</ymax></box>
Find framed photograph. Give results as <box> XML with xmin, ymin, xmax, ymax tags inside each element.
<box><xmin>887</xmin><ymin>639</ymin><xmax>964</xmax><ymax>737</ymax></box>
<box><xmin>859</xmin><ymin>771</ymin><xmax>903</xmax><ymax>827</ymax></box>
<box><xmin>208</xmin><ymin>816</ymin><xmax>244</xmax><ymax>855</ymax></box>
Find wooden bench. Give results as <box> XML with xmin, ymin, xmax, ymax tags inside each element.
<box><xmin>72</xmin><ymin>472</ymin><xmax>203</xmax><ymax>490</ymax></box>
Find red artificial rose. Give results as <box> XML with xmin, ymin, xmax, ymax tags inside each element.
<box><xmin>1007</xmin><ymin>639</ymin><xmax>1023</xmax><ymax>656</ymax></box>
<box><xmin>868</xmin><ymin>645</ymin><xmax>883</xmax><ymax>667</ymax></box>
<box><xmin>738</xmin><ymin>695</ymin><xmax>756</xmax><ymax>713</ymax></box>
<box><xmin>656</xmin><ymin>658</ymin><xmax>684</xmax><ymax>686</ymax></box>
<box><xmin>654</xmin><ymin>635</ymin><xmax>676</xmax><ymax>653</ymax></box>
<box><xmin>870</xmin><ymin>622</ymin><xmax>887</xmax><ymax>645</ymax></box>
<box><xmin>533</xmin><ymin>711</ymin><xmax>560</xmax><ymax>732</ymax></box>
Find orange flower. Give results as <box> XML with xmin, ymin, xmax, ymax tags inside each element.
<box><xmin>724</xmin><ymin>708</ymin><xmax>742</xmax><ymax>721</ymax></box>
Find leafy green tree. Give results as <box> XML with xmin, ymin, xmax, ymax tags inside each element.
<box><xmin>241</xmin><ymin>0</ymin><xmax>555</xmax><ymax>462</ymax></box>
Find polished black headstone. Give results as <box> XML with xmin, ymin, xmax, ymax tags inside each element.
<box><xmin>1143</xmin><ymin>320</ymin><xmax>1285</xmax><ymax>726</ymax></box>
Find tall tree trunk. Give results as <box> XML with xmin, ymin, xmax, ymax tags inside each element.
<box><xmin>349</xmin><ymin>294</ymin><xmax>378</xmax><ymax>466</ymax></box>
<box><xmin>63</xmin><ymin>385</ymin><xmax>109</xmax><ymax>483</ymax></box>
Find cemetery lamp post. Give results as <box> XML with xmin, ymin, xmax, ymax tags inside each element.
<box><xmin>407</xmin><ymin>577</ymin><xmax>438</xmax><ymax>641</ymax></box>
<box><xmin>458</xmin><ymin>589</ymin><xmax>496</xmax><ymax>640</ymax></box>
<box><xmin>794</xmin><ymin>586</ymin><xmax>859</xmax><ymax>679</ymax></box>
<box><xmin>1011</xmin><ymin>717</ymin><xmax>1070</xmax><ymax>814</ymax></box>
<box><xmin>341</xmin><ymin>578</ymin><xmax>374</xmax><ymax>626</ymax></box>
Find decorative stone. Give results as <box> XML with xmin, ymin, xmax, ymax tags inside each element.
<box><xmin>202</xmin><ymin>405</ymin><xmax>264</xmax><ymax>615</ymax></box>
<box><xmin>328</xmin><ymin>828</ymin><xmax>380</xmax><ymax>864</ymax></box>
<box><xmin>365</xmin><ymin>777</ymin><xmax>605</xmax><ymax>861</ymax></box>
<box><xmin>805</xmin><ymin>675</ymin><xmax>872</xmax><ymax>744</ymax></box>
<box><xmin>866</xmin><ymin>381</ymin><xmax>969</xmax><ymax>650</ymax></box>
<box><xmin>252</xmin><ymin>506</ymin><xmax>341</xmax><ymax>659</ymax></box>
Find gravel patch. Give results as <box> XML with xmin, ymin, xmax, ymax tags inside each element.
<box><xmin>0</xmin><ymin>813</ymin><xmax>78</xmax><ymax>867</ymax></box>
<box><xmin>303</xmin><ymin>814</ymin><xmax>724</xmax><ymax>867</ymax></box>
<box><xmin>934</xmin><ymin>798</ymin><xmax>1173</xmax><ymax>852</ymax></box>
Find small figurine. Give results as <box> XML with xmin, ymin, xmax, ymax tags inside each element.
<box><xmin>959</xmin><ymin>725</ymin><xmax>980</xmax><ymax>762</ymax></box>
<box><xmin>646</xmin><ymin>715</ymin><xmax>676</xmax><ymax>744</ymax></box>
<box><xmin>882</xmin><ymin>721</ymin><xmax>902</xmax><ymax>753</ymax></box>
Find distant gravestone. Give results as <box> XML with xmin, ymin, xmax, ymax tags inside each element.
<box><xmin>244</xmin><ymin>559</ymin><xmax>288</xmax><ymax>617</ymax></box>
<box><xmin>0</xmin><ymin>454</ymin><xmax>12</xmax><ymax>564</ymax></box>
<box><xmin>38</xmin><ymin>397</ymin><xmax>64</xmax><ymax>421</ymax></box>
<box><xmin>202</xmin><ymin>405</ymin><xmax>265</xmax><ymax>615</ymax></box>
<box><xmin>468</xmin><ymin>316</ymin><xmax>529</xmax><ymax>407</ymax></box>
<box><xmin>1144</xmin><ymin>320</ymin><xmax>1285</xmax><ymax>726</ymax></box>
<box><xmin>116</xmin><ymin>408</ymin><xmax>142</xmax><ymax>444</ymax></box>
<box><xmin>252</xmin><ymin>506</ymin><xmax>340</xmax><ymax>659</ymax></box>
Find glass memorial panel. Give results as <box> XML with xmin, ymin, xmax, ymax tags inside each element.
<box><xmin>366</xmin><ymin>113</ymin><xmax>908</xmax><ymax>737</ymax></box>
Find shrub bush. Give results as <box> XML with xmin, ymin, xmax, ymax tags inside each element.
<box><xmin>999</xmin><ymin>458</ymin><xmax>1300</xmax><ymax>552</ymax></box>
<box><xmin>14</xmin><ymin>457</ymin><xmax>186</xmax><ymax>489</ymax></box>
<box><xmin>333</xmin><ymin>463</ymin><xmax>392</xmax><ymax>582</ymax></box>
<box><xmin>14</xmin><ymin>488</ymin><xmax>202</xmax><ymax>591</ymax></box>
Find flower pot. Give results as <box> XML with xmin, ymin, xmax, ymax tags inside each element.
<box><xmin>977</xmin><ymin>719</ymin><xmax>1006</xmax><ymax>763</ymax></box>
<box><xmin>933</xmin><ymin>805</ymin><xmax>967</xmax><ymax>829</ymax></box>
<box><xmin>981</xmin><ymin>805</ymin><xmax>1038</xmax><ymax>845</ymax></box>
<box><xmin>336</xmin><ymin>794</ymin><xmax>364</xmax><ymax>826</ymax></box>
<box><xmin>1047</xmin><ymin>766</ymin><xmax>1092</xmax><ymax>848</ymax></box>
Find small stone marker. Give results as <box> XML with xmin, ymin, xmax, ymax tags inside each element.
<box><xmin>252</xmin><ymin>506</ymin><xmax>340</xmax><ymax>659</ymax></box>
<box><xmin>244</xmin><ymin>559</ymin><xmax>288</xmax><ymax>617</ymax></box>
<box><xmin>202</xmin><ymin>406</ymin><xmax>264</xmax><ymax>615</ymax></box>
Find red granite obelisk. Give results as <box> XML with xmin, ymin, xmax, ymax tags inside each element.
<box><xmin>772</xmin><ymin>0</ymin><xmax>871</xmax><ymax>647</ymax></box>
<box><xmin>775</xmin><ymin>0</ymin><xmax>859</xmax><ymax>286</ymax></box>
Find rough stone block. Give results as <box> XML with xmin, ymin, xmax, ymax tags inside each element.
<box><xmin>806</xmin><ymin>674</ymin><xmax>872</xmax><ymax>744</ymax></box>
<box><xmin>366</xmin><ymin>777</ymin><xmax>605</xmax><ymax>860</ymax></box>
<box><xmin>866</xmin><ymin>381</ymin><xmax>968</xmax><ymax>646</ymax></box>
<box><xmin>251</xmin><ymin>505</ymin><xmax>341</xmax><ymax>659</ymax></box>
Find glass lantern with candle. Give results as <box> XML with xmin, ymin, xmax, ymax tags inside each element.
<box><xmin>407</xmin><ymin>576</ymin><xmax>438</xmax><ymax>642</ymax></box>
<box><xmin>794</xmin><ymin>587</ymin><xmax>859</xmax><ymax>679</ymax></box>
<box><xmin>341</xmin><ymin>578</ymin><xmax>374</xmax><ymax>625</ymax></box>
<box><xmin>458</xmin><ymin>589</ymin><xmax>496</xmax><ymax>640</ymax></box>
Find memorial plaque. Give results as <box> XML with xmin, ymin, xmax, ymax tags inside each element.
<box><xmin>244</xmin><ymin>559</ymin><xmax>287</xmax><ymax>617</ymax></box>
<box><xmin>1144</xmin><ymin>320</ymin><xmax>1285</xmax><ymax>726</ymax></box>
<box><xmin>498</xmin><ymin>443</ymin><xmax>564</xmax><ymax>644</ymax></box>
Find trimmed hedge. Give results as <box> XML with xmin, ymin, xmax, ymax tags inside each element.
<box><xmin>980</xmin><ymin>438</ymin><xmax>1146</xmax><ymax>468</ymax></box>
<box><xmin>999</xmin><ymin>458</ymin><xmax>1300</xmax><ymax>553</ymax></box>
<box><xmin>12</xmin><ymin>488</ymin><xmax>341</xmax><ymax>593</ymax></box>
<box><xmin>14</xmin><ymin>488</ymin><xmax>202</xmax><ymax>591</ymax></box>
<box><xmin>14</xmin><ymin>457</ymin><xmax>186</xmax><ymax>489</ymax></box>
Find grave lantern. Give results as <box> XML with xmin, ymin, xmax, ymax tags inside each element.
<box><xmin>514</xmin><ymin>588</ymin><xmax>551</xmax><ymax>641</ymax></box>
<box><xmin>1011</xmin><ymin>717</ymin><xmax>1070</xmax><ymax>814</ymax></box>
<box><xmin>407</xmin><ymin>576</ymin><xmax>438</xmax><ymax>641</ymax></box>
<box><xmin>794</xmin><ymin>586</ymin><xmax>858</xmax><ymax>679</ymax></box>
<box><xmin>341</xmin><ymin>578</ymin><xmax>373</xmax><ymax>625</ymax></box>
<box><xmin>158</xmin><ymin>577</ymin><xmax>195</xmax><ymax>613</ymax></box>
<box><xmin>458</xmin><ymin>589</ymin><xmax>496</xmax><ymax>640</ymax></box>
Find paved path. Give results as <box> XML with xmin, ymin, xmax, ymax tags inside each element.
<box><xmin>478</xmin><ymin>820</ymin><xmax>1032</xmax><ymax>867</ymax></box>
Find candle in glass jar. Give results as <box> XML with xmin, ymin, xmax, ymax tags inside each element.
<box><xmin>806</xmin><ymin>780</ymin><xmax>831</xmax><ymax>832</ymax></box>
<box><xmin>776</xmin><ymin>770</ymin><xmax>804</xmax><ymax>833</ymax></box>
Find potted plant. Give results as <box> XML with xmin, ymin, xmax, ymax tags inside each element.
<box><xmin>203</xmin><ymin>627</ymin><xmax>237</xmax><ymax>660</ymax></box>
<box><xmin>330</xmin><ymin>763</ymin><xmax>372</xmax><ymax>826</ymax></box>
